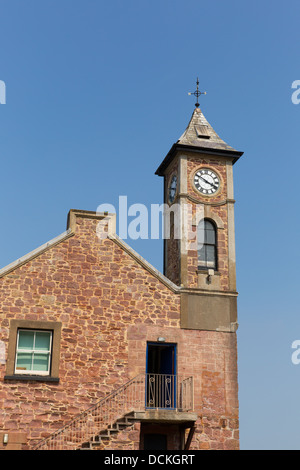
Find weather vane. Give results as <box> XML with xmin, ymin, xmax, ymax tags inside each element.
<box><xmin>188</xmin><ymin>77</ymin><xmax>206</xmax><ymax>108</ymax></box>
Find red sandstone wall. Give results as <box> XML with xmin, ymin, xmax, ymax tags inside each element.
<box><xmin>186</xmin><ymin>157</ymin><xmax>229</xmax><ymax>290</ymax></box>
<box><xmin>0</xmin><ymin>214</ymin><xmax>239</xmax><ymax>450</ymax></box>
<box><xmin>128</xmin><ymin>324</ymin><xmax>239</xmax><ymax>450</ymax></box>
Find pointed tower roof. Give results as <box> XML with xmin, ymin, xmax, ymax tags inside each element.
<box><xmin>155</xmin><ymin>106</ymin><xmax>243</xmax><ymax>176</ymax></box>
<box><xmin>178</xmin><ymin>106</ymin><xmax>238</xmax><ymax>152</ymax></box>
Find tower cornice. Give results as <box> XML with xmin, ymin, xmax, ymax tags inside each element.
<box><xmin>155</xmin><ymin>142</ymin><xmax>243</xmax><ymax>176</ymax></box>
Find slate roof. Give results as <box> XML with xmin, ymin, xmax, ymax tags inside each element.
<box><xmin>177</xmin><ymin>106</ymin><xmax>238</xmax><ymax>152</ymax></box>
<box><xmin>155</xmin><ymin>106</ymin><xmax>243</xmax><ymax>176</ymax></box>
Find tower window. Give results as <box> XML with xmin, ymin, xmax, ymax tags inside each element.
<box><xmin>197</xmin><ymin>219</ymin><xmax>217</xmax><ymax>270</ymax></box>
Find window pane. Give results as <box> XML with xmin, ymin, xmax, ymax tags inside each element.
<box><xmin>18</xmin><ymin>331</ymin><xmax>34</xmax><ymax>350</ymax></box>
<box><xmin>197</xmin><ymin>225</ymin><xmax>204</xmax><ymax>237</ymax></box>
<box><xmin>206</xmin><ymin>246</ymin><xmax>216</xmax><ymax>268</ymax></box>
<box><xmin>198</xmin><ymin>246</ymin><xmax>206</xmax><ymax>264</ymax></box>
<box><xmin>35</xmin><ymin>332</ymin><xmax>51</xmax><ymax>351</ymax></box>
<box><xmin>205</xmin><ymin>227</ymin><xmax>215</xmax><ymax>244</ymax></box>
<box><xmin>197</xmin><ymin>239</ymin><xmax>205</xmax><ymax>253</ymax></box>
<box><xmin>197</xmin><ymin>223</ymin><xmax>205</xmax><ymax>249</ymax></box>
<box><xmin>33</xmin><ymin>353</ymin><xmax>49</xmax><ymax>372</ymax></box>
<box><xmin>198</xmin><ymin>220</ymin><xmax>216</xmax><ymax>244</ymax></box>
<box><xmin>204</xmin><ymin>220</ymin><xmax>214</xmax><ymax>231</ymax></box>
<box><xmin>16</xmin><ymin>352</ymin><xmax>32</xmax><ymax>371</ymax></box>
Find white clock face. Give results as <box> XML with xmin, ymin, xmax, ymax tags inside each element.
<box><xmin>194</xmin><ymin>168</ymin><xmax>220</xmax><ymax>195</ymax></box>
<box><xmin>168</xmin><ymin>174</ymin><xmax>177</xmax><ymax>203</ymax></box>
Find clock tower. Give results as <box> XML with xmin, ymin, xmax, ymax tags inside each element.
<box><xmin>155</xmin><ymin>84</ymin><xmax>243</xmax><ymax>332</ymax></box>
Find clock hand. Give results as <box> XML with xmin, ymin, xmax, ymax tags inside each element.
<box><xmin>199</xmin><ymin>175</ymin><xmax>219</xmax><ymax>190</ymax></box>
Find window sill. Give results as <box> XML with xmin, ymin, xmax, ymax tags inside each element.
<box><xmin>4</xmin><ymin>375</ymin><xmax>59</xmax><ymax>383</ymax></box>
<box><xmin>197</xmin><ymin>269</ymin><xmax>220</xmax><ymax>275</ymax></box>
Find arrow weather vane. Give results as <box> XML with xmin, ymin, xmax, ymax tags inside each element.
<box><xmin>188</xmin><ymin>77</ymin><xmax>206</xmax><ymax>108</ymax></box>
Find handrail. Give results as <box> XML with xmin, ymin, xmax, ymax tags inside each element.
<box><xmin>33</xmin><ymin>374</ymin><xmax>193</xmax><ymax>450</ymax></box>
<box><xmin>33</xmin><ymin>374</ymin><xmax>145</xmax><ymax>450</ymax></box>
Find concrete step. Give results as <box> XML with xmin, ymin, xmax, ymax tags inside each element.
<box><xmin>80</xmin><ymin>414</ymin><xmax>136</xmax><ymax>450</ymax></box>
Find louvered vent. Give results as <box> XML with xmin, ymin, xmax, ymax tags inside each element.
<box><xmin>195</xmin><ymin>125</ymin><xmax>210</xmax><ymax>139</ymax></box>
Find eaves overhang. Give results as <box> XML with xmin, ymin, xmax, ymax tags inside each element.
<box><xmin>155</xmin><ymin>143</ymin><xmax>244</xmax><ymax>176</ymax></box>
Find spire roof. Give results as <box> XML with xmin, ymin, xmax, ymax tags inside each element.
<box><xmin>155</xmin><ymin>106</ymin><xmax>243</xmax><ymax>176</ymax></box>
<box><xmin>177</xmin><ymin>106</ymin><xmax>238</xmax><ymax>153</ymax></box>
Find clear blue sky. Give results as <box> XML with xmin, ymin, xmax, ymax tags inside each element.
<box><xmin>1</xmin><ymin>0</ymin><xmax>300</xmax><ymax>450</ymax></box>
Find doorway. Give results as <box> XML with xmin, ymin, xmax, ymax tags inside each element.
<box><xmin>143</xmin><ymin>433</ymin><xmax>167</xmax><ymax>450</ymax></box>
<box><xmin>146</xmin><ymin>342</ymin><xmax>176</xmax><ymax>409</ymax></box>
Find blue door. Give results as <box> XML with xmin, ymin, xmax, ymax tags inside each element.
<box><xmin>146</xmin><ymin>343</ymin><xmax>177</xmax><ymax>409</ymax></box>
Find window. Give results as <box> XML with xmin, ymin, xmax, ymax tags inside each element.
<box><xmin>5</xmin><ymin>320</ymin><xmax>61</xmax><ymax>382</ymax></box>
<box><xmin>197</xmin><ymin>219</ymin><xmax>217</xmax><ymax>270</ymax></box>
<box><xmin>15</xmin><ymin>330</ymin><xmax>52</xmax><ymax>375</ymax></box>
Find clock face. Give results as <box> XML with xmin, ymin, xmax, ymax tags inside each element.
<box><xmin>168</xmin><ymin>174</ymin><xmax>177</xmax><ymax>203</ymax></box>
<box><xmin>194</xmin><ymin>168</ymin><xmax>220</xmax><ymax>195</ymax></box>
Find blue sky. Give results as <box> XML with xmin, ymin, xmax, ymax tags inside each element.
<box><xmin>1</xmin><ymin>0</ymin><xmax>300</xmax><ymax>450</ymax></box>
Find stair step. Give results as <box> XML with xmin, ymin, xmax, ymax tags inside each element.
<box><xmin>81</xmin><ymin>442</ymin><xmax>92</xmax><ymax>449</ymax></box>
<box><xmin>79</xmin><ymin>413</ymin><xmax>137</xmax><ymax>450</ymax></box>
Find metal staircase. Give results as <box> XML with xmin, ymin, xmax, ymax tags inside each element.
<box><xmin>33</xmin><ymin>374</ymin><xmax>193</xmax><ymax>450</ymax></box>
<box><xmin>80</xmin><ymin>414</ymin><xmax>138</xmax><ymax>450</ymax></box>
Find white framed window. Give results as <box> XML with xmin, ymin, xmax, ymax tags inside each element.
<box><xmin>15</xmin><ymin>329</ymin><xmax>52</xmax><ymax>376</ymax></box>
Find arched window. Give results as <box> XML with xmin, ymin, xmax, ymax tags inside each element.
<box><xmin>197</xmin><ymin>219</ymin><xmax>217</xmax><ymax>270</ymax></box>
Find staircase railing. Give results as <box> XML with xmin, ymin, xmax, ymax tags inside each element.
<box><xmin>33</xmin><ymin>374</ymin><xmax>193</xmax><ymax>450</ymax></box>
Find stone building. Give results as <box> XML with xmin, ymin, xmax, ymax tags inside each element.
<box><xmin>0</xmin><ymin>96</ymin><xmax>243</xmax><ymax>450</ymax></box>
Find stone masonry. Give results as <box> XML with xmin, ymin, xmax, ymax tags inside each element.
<box><xmin>0</xmin><ymin>210</ymin><xmax>239</xmax><ymax>450</ymax></box>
